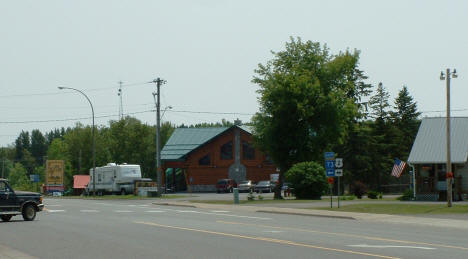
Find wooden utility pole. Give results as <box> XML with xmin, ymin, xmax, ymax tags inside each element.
<box><xmin>152</xmin><ymin>78</ymin><xmax>166</xmax><ymax>196</ymax></box>
<box><xmin>441</xmin><ymin>68</ymin><xmax>458</xmax><ymax>207</ymax></box>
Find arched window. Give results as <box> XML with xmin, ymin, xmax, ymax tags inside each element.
<box><xmin>199</xmin><ymin>154</ymin><xmax>211</xmax><ymax>165</ymax></box>
<box><xmin>220</xmin><ymin>141</ymin><xmax>233</xmax><ymax>160</ymax></box>
<box><xmin>242</xmin><ymin>141</ymin><xmax>255</xmax><ymax>160</ymax></box>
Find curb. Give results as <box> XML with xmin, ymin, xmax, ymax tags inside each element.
<box><xmin>153</xmin><ymin>202</ymin><xmax>197</xmax><ymax>208</ymax></box>
<box><xmin>255</xmin><ymin>210</ymin><xmax>356</xmax><ymax>220</ymax></box>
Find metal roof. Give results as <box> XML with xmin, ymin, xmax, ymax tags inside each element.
<box><xmin>408</xmin><ymin>117</ymin><xmax>468</xmax><ymax>164</ymax></box>
<box><xmin>161</xmin><ymin>125</ymin><xmax>254</xmax><ymax>161</ymax></box>
<box><xmin>161</xmin><ymin>127</ymin><xmax>229</xmax><ymax>161</ymax></box>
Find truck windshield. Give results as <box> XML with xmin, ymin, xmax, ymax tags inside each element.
<box><xmin>120</xmin><ymin>167</ymin><xmax>141</xmax><ymax>178</ymax></box>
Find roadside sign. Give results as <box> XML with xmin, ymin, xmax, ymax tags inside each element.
<box><xmin>335</xmin><ymin>158</ymin><xmax>343</xmax><ymax>168</ymax></box>
<box><xmin>335</xmin><ymin>169</ymin><xmax>343</xmax><ymax>177</ymax></box>
<box><xmin>30</xmin><ymin>174</ymin><xmax>40</xmax><ymax>183</ymax></box>
<box><xmin>326</xmin><ymin>169</ymin><xmax>335</xmax><ymax>177</ymax></box>
<box><xmin>328</xmin><ymin>177</ymin><xmax>334</xmax><ymax>184</ymax></box>
<box><xmin>325</xmin><ymin>160</ymin><xmax>335</xmax><ymax>170</ymax></box>
<box><xmin>324</xmin><ymin>152</ymin><xmax>335</xmax><ymax>159</ymax></box>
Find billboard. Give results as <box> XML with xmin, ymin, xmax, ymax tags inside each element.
<box><xmin>46</xmin><ymin>160</ymin><xmax>64</xmax><ymax>185</ymax></box>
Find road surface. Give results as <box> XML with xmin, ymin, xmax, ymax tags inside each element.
<box><xmin>0</xmin><ymin>198</ymin><xmax>467</xmax><ymax>259</ymax></box>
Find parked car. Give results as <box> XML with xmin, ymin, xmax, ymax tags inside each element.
<box><xmin>254</xmin><ymin>180</ymin><xmax>275</xmax><ymax>193</ymax></box>
<box><xmin>237</xmin><ymin>180</ymin><xmax>254</xmax><ymax>193</ymax></box>
<box><xmin>216</xmin><ymin>179</ymin><xmax>237</xmax><ymax>193</ymax></box>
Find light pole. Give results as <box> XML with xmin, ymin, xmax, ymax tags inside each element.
<box><xmin>58</xmin><ymin>86</ymin><xmax>96</xmax><ymax>196</ymax></box>
<box><xmin>440</xmin><ymin>68</ymin><xmax>458</xmax><ymax>207</ymax></box>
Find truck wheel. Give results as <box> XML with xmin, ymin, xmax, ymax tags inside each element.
<box><xmin>1</xmin><ymin>215</ymin><xmax>13</xmax><ymax>222</ymax></box>
<box><xmin>121</xmin><ymin>189</ymin><xmax>126</xmax><ymax>195</ymax></box>
<box><xmin>22</xmin><ymin>204</ymin><xmax>36</xmax><ymax>221</ymax></box>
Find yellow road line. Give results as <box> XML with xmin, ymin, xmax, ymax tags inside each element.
<box><xmin>135</xmin><ymin>221</ymin><xmax>401</xmax><ymax>259</ymax></box>
<box><xmin>216</xmin><ymin>220</ymin><xmax>468</xmax><ymax>251</ymax></box>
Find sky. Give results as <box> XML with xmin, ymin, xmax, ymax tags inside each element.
<box><xmin>1</xmin><ymin>0</ymin><xmax>467</xmax><ymax>147</ymax></box>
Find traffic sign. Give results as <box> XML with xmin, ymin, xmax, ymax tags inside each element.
<box><xmin>335</xmin><ymin>169</ymin><xmax>343</xmax><ymax>177</ymax></box>
<box><xmin>327</xmin><ymin>177</ymin><xmax>335</xmax><ymax>184</ymax></box>
<box><xmin>335</xmin><ymin>158</ymin><xmax>343</xmax><ymax>168</ymax></box>
<box><xmin>325</xmin><ymin>160</ymin><xmax>335</xmax><ymax>170</ymax></box>
<box><xmin>326</xmin><ymin>169</ymin><xmax>335</xmax><ymax>177</ymax></box>
<box><xmin>324</xmin><ymin>152</ymin><xmax>335</xmax><ymax>159</ymax></box>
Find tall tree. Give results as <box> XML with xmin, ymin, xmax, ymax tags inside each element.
<box><xmin>252</xmin><ymin>37</ymin><xmax>369</xmax><ymax>198</ymax></box>
<box><xmin>31</xmin><ymin>130</ymin><xmax>47</xmax><ymax>165</ymax></box>
<box><xmin>391</xmin><ymin>86</ymin><xmax>421</xmax><ymax>159</ymax></box>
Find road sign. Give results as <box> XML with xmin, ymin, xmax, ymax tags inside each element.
<box><xmin>327</xmin><ymin>177</ymin><xmax>334</xmax><ymax>184</ymax></box>
<box><xmin>325</xmin><ymin>160</ymin><xmax>335</xmax><ymax>170</ymax></box>
<box><xmin>30</xmin><ymin>174</ymin><xmax>40</xmax><ymax>183</ymax></box>
<box><xmin>335</xmin><ymin>158</ymin><xmax>343</xmax><ymax>168</ymax></box>
<box><xmin>335</xmin><ymin>169</ymin><xmax>343</xmax><ymax>177</ymax></box>
<box><xmin>324</xmin><ymin>152</ymin><xmax>335</xmax><ymax>159</ymax></box>
<box><xmin>326</xmin><ymin>169</ymin><xmax>335</xmax><ymax>177</ymax></box>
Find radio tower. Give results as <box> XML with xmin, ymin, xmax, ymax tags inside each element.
<box><xmin>118</xmin><ymin>81</ymin><xmax>123</xmax><ymax>120</ymax></box>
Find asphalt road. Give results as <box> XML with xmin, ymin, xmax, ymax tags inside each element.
<box><xmin>1</xmin><ymin>198</ymin><xmax>467</xmax><ymax>259</ymax></box>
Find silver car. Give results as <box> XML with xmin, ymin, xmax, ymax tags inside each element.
<box><xmin>237</xmin><ymin>180</ymin><xmax>254</xmax><ymax>193</ymax></box>
<box><xmin>254</xmin><ymin>180</ymin><xmax>275</xmax><ymax>193</ymax></box>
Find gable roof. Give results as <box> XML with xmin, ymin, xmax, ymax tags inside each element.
<box><xmin>408</xmin><ymin>117</ymin><xmax>468</xmax><ymax>164</ymax></box>
<box><xmin>161</xmin><ymin>125</ymin><xmax>253</xmax><ymax>161</ymax></box>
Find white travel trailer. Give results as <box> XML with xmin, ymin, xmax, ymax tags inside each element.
<box><xmin>86</xmin><ymin>163</ymin><xmax>143</xmax><ymax>195</ymax></box>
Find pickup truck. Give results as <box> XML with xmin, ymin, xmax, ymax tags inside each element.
<box><xmin>0</xmin><ymin>179</ymin><xmax>44</xmax><ymax>222</ymax></box>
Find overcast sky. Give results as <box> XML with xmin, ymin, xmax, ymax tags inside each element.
<box><xmin>1</xmin><ymin>0</ymin><xmax>467</xmax><ymax>147</ymax></box>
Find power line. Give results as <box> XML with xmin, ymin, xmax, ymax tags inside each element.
<box><xmin>0</xmin><ymin>109</ymin><xmax>255</xmax><ymax>124</ymax></box>
<box><xmin>0</xmin><ymin>82</ymin><xmax>150</xmax><ymax>99</ymax></box>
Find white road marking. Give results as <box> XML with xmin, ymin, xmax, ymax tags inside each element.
<box><xmin>263</xmin><ymin>230</ymin><xmax>284</xmax><ymax>233</ymax></box>
<box><xmin>114</xmin><ymin>210</ymin><xmax>133</xmax><ymax>213</ymax></box>
<box><xmin>348</xmin><ymin>244</ymin><xmax>436</xmax><ymax>250</ymax></box>
<box><xmin>80</xmin><ymin>210</ymin><xmax>99</xmax><ymax>213</ymax></box>
<box><xmin>47</xmin><ymin>209</ymin><xmax>66</xmax><ymax>213</ymax></box>
<box><xmin>211</xmin><ymin>210</ymin><xmax>229</xmax><ymax>213</ymax></box>
<box><xmin>138</xmin><ymin>205</ymin><xmax>149</xmax><ymax>207</ymax></box>
<box><xmin>146</xmin><ymin>210</ymin><xmax>166</xmax><ymax>213</ymax></box>
<box><xmin>45</xmin><ymin>204</ymin><xmax>62</xmax><ymax>207</ymax></box>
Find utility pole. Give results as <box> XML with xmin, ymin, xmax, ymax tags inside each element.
<box><xmin>440</xmin><ymin>68</ymin><xmax>458</xmax><ymax>207</ymax></box>
<box><xmin>118</xmin><ymin>81</ymin><xmax>123</xmax><ymax>120</ymax></box>
<box><xmin>151</xmin><ymin>78</ymin><xmax>166</xmax><ymax>196</ymax></box>
<box><xmin>2</xmin><ymin>158</ymin><xmax>4</xmax><ymax>179</ymax></box>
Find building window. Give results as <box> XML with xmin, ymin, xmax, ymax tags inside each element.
<box><xmin>242</xmin><ymin>141</ymin><xmax>255</xmax><ymax>160</ymax></box>
<box><xmin>199</xmin><ymin>154</ymin><xmax>211</xmax><ymax>165</ymax></box>
<box><xmin>220</xmin><ymin>141</ymin><xmax>233</xmax><ymax>160</ymax></box>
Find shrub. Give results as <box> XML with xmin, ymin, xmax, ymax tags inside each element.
<box><xmin>247</xmin><ymin>192</ymin><xmax>255</xmax><ymax>201</ymax></box>
<box><xmin>351</xmin><ymin>181</ymin><xmax>367</xmax><ymax>199</ymax></box>
<box><xmin>340</xmin><ymin>195</ymin><xmax>356</xmax><ymax>201</ymax></box>
<box><xmin>367</xmin><ymin>190</ymin><xmax>379</xmax><ymax>199</ymax></box>
<box><xmin>285</xmin><ymin>161</ymin><xmax>328</xmax><ymax>199</ymax></box>
<box><xmin>258</xmin><ymin>194</ymin><xmax>264</xmax><ymax>200</ymax></box>
<box><xmin>397</xmin><ymin>189</ymin><xmax>414</xmax><ymax>201</ymax></box>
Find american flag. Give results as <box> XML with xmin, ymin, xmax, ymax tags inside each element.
<box><xmin>391</xmin><ymin>158</ymin><xmax>406</xmax><ymax>178</ymax></box>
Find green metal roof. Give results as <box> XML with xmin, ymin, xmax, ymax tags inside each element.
<box><xmin>161</xmin><ymin>125</ymin><xmax>253</xmax><ymax>161</ymax></box>
<box><xmin>161</xmin><ymin>127</ymin><xmax>229</xmax><ymax>161</ymax></box>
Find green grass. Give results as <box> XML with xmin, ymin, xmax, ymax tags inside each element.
<box><xmin>313</xmin><ymin>203</ymin><xmax>468</xmax><ymax>215</ymax></box>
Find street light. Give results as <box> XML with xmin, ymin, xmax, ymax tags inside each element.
<box><xmin>440</xmin><ymin>68</ymin><xmax>458</xmax><ymax>207</ymax></box>
<box><xmin>58</xmin><ymin>86</ymin><xmax>96</xmax><ymax>196</ymax></box>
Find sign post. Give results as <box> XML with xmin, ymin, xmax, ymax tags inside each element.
<box><xmin>335</xmin><ymin>158</ymin><xmax>343</xmax><ymax>208</ymax></box>
<box><xmin>324</xmin><ymin>152</ymin><xmax>335</xmax><ymax>208</ymax></box>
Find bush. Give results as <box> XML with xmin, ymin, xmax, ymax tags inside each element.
<box><xmin>367</xmin><ymin>190</ymin><xmax>379</xmax><ymax>199</ymax></box>
<box><xmin>351</xmin><ymin>181</ymin><xmax>367</xmax><ymax>199</ymax></box>
<box><xmin>340</xmin><ymin>195</ymin><xmax>356</xmax><ymax>201</ymax></box>
<box><xmin>247</xmin><ymin>192</ymin><xmax>255</xmax><ymax>201</ymax></box>
<box><xmin>285</xmin><ymin>161</ymin><xmax>328</xmax><ymax>199</ymax></box>
<box><xmin>397</xmin><ymin>189</ymin><xmax>414</xmax><ymax>201</ymax></box>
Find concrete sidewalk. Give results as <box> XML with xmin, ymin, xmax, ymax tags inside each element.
<box><xmin>153</xmin><ymin>201</ymin><xmax>468</xmax><ymax>230</ymax></box>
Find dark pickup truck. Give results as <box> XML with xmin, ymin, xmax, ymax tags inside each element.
<box><xmin>0</xmin><ymin>179</ymin><xmax>44</xmax><ymax>222</ymax></box>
